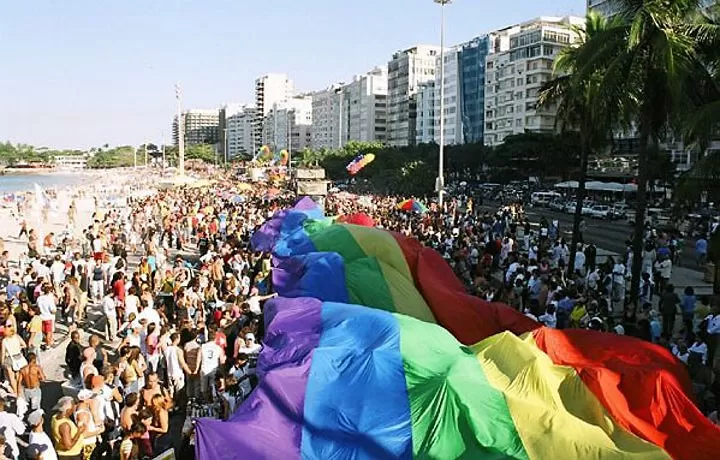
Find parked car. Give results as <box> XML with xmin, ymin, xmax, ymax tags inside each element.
<box><xmin>549</xmin><ymin>199</ymin><xmax>566</xmax><ymax>212</ymax></box>
<box><xmin>564</xmin><ymin>201</ymin><xmax>577</xmax><ymax>214</ymax></box>
<box><xmin>612</xmin><ymin>203</ymin><xmax>629</xmax><ymax>219</ymax></box>
<box><xmin>581</xmin><ymin>202</ymin><xmax>597</xmax><ymax>216</ymax></box>
<box><xmin>588</xmin><ymin>204</ymin><xmax>614</xmax><ymax>219</ymax></box>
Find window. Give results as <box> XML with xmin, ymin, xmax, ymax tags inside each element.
<box><xmin>516</xmin><ymin>78</ymin><xmax>523</xmax><ymax>85</ymax></box>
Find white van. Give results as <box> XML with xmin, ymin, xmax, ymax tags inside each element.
<box><xmin>531</xmin><ymin>191</ymin><xmax>562</xmax><ymax>207</ymax></box>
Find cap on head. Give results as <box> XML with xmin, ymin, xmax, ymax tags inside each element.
<box><xmin>27</xmin><ymin>409</ymin><xmax>44</xmax><ymax>427</ymax></box>
<box><xmin>52</xmin><ymin>396</ymin><xmax>75</xmax><ymax>413</ymax></box>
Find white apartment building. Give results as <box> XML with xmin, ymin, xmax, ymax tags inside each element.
<box><xmin>342</xmin><ymin>66</ymin><xmax>388</xmax><ymax>144</ymax></box>
<box><xmin>483</xmin><ymin>16</ymin><xmax>584</xmax><ymax>147</ymax></box>
<box><xmin>433</xmin><ymin>47</ymin><xmax>462</xmax><ymax>145</ymax></box>
<box><xmin>311</xmin><ymin>84</ymin><xmax>344</xmax><ymax>150</ymax></box>
<box><xmin>254</xmin><ymin>74</ymin><xmax>294</xmax><ymax>150</ymax></box>
<box><xmin>172</xmin><ymin>109</ymin><xmax>220</xmax><ymax>146</ymax></box>
<box><xmin>387</xmin><ymin>45</ymin><xmax>441</xmax><ymax>146</ymax></box>
<box><xmin>263</xmin><ymin>96</ymin><xmax>313</xmax><ymax>153</ymax></box>
<box><xmin>226</xmin><ymin>105</ymin><xmax>257</xmax><ymax>159</ymax></box>
<box><xmin>54</xmin><ymin>155</ymin><xmax>88</xmax><ymax>169</ymax></box>
<box><xmin>415</xmin><ymin>82</ymin><xmax>435</xmax><ymax>144</ymax></box>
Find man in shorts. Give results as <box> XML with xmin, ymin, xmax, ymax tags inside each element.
<box><xmin>36</xmin><ymin>284</ymin><xmax>56</xmax><ymax>348</ymax></box>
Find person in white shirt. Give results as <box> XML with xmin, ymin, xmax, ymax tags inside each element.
<box><xmin>246</xmin><ymin>291</ymin><xmax>277</xmax><ymax>316</ymax></box>
<box><xmin>574</xmin><ymin>247</ymin><xmax>586</xmax><ymax>276</ymax></box>
<box><xmin>586</xmin><ymin>268</ymin><xmax>601</xmax><ymax>291</ymax></box>
<box><xmin>165</xmin><ymin>333</ymin><xmax>192</xmax><ymax>407</ymax></box>
<box><xmin>27</xmin><ymin>409</ymin><xmax>58</xmax><ymax>460</ymax></box>
<box><xmin>199</xmin><ymin>330</ymin><xmax>225</xmax><ymax>401</ymax></box>
<box><xmin>0</xmin><ymin>397</ymin><xmax>26</xmax><ymax>459</ymax></box>
<box><xmin>50</xmin><ymin>255</ymin><xmax>66</xmax><ymax>288</ymax></box>
<box><xmin>138</xmin><ymin>303</ymin><xmax>161</xmax><ymax>329</ymax></box>
<box><xmin>611</xmin><ymin>259</ymin><xmax>626</xmax><ymax>304</ymax></box>
<box><xmin>655</xmin><ymin>256</ymin><xmax>673</xmax><ymax>293</ymax></box>
<box><xmin>102</xmin><ymin>291</ymin><xmax>118</xmax><ymax>341</ymax></box>
<box><xmin>706</xmin><ymin>308</ymin><xmax>720</xmax><ymax>367</ymax></box>
<box><xmin>688</xmin><ymin>338</ymin><xmax>708</xmax><ymax>364</ymax></box>
<box><xmin>538</xmin><ymin>304</ymin><xmax>557</xmax><ymax>329</ymax></box>
<box><xmin>238</xmin><ymin>333</ymin><xmax>262</xmax><ymax>356</ymax></box>
<box><xmin>36</xmin><ymin>283</ymin><xmax>57</xmax><ymax>347</ymax></box>
<box><xmin>124</xmin><ymin>287</ymin><xmax>140</xmax><ymax>321</ymax></box>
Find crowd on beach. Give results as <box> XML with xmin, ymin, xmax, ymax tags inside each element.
<box><xmin>0</xmin><ymin>168</ymin><xmax>718</xmax><ymax>459</ymax></box>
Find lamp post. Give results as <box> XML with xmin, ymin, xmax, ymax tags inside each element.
<box><xmin>223</xmin><ymin>128</ymin><xmax>228</xmax><ymax>167</ymax></box>
<box><xmin>175</xmin><ymin>83</ymin><xmax>185</xmax><ymax>175</ymax></box>
<box><xmin>434</xmin><ymin>0</ymin><xmax>451</xmax><ymax>206</ymax></box>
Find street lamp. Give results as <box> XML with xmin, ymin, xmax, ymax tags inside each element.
<box><xmin>224</xmin><ymin>128</ymin><xmax>228</xmax><ymax>166</ymax></box>
<box><xmin>434</xmin><ymin>0</ymin><xmax>451</xmax><ymax>206</ymax></box>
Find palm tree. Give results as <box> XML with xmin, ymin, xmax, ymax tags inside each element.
<box><xmin>538</xmin><ymin>11</ymin><xmax>623</xmax><ymax>275</ymax></box>
<box><xmin>571</xmin><ymin>0</ymin><xmax>718</xmax><ymax>306</ymax></box>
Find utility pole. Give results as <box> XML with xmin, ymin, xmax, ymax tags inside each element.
<box><xmin>175</xmin><ymin>83</ymin><xmax>185</xmax><ymax>175</ymax></box>
<box><xmin>434</xmin><ymin>0</ymin><xmax>452</xmax><ymax>205</ymax></box>
<box><xmin>224</xmin><ymin>128</ymin><xmax>228</xmax><ymax>167</ymax></box>
<box><xmin>336</xmin><ymin>88</ymin><xmax>344</xmax><ymax>149</ymax></box>
<box><xmin>273</xmin><ymin>102</ymin><xmax>278</xmax><ymax>151</ymax></box>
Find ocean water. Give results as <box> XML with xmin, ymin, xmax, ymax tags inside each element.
<box><xmin>0</xmin><ymin>172</ymin><xmax>92</xmax><ymax>194</ymax></box>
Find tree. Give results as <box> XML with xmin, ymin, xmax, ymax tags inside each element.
<box><xmin>492</xmin><ymin>132</ymin><xmax>580</xmax><ymax>181</ymax></box>
<box><xmin>572</xmin><ymin>0</ymin><xmax>718</xmax><ymax>305</ymax></box>
<box><xmin>538</xmin><ymin>11</ymin><xmax>622</xmax><ymax>275</ymax></box>
<box><xmin>185</xmin><ymin>144</ymin><xmax>216</xmax><ymax>163</ymax></box>
<box><xmin>86</xmin><ymin>146</ymin><xmax>135</xmax><ymax>168</ymax></box>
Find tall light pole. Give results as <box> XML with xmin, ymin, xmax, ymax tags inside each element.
<box><xmin>175</xmin><ymin>83</ymin><xmax>185</xmax><ymax>176</ymax></box>
<box><xmin>336</xmin><ymin>88</ymin><xmax>344</xmax><ymax>149</ymax></box>
<box><xmin>223</xmin><ymin>128</ymin><xmax>228</xmax><ymax>166</ymax></box>
<box><xmin>273</xmin><ymin>102</ymin><xmax>279</xmax><ymax>151</ymax></box>
<box><xmin>435</xmin><ymin>0</ymin><xmax>451</xmax><ymax>206</ymax></box>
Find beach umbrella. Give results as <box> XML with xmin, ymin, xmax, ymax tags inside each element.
<box><xmin>236</xmin><ymin>183</ymin><xmax>253</xmax><ymax>191</ymax></box>
<box><xmin>231</xmin><ymin>195</ymin><xmax>245</xmax><ymax>204</ymax></box>
<box><xmin>397</xmin><ymin>199</ymin><xmax>428</xmax><ymax>214</ymax></box>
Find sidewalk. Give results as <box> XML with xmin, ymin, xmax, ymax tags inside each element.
<box><xmin>516</xmin><ymin>227</ymin><xmax>714</xmax><ymax>296</ymax></box>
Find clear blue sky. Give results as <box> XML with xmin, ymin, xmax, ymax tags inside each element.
<box><xmin>0</xmin><ymin>0</ymin><xmax>585</xmax><ymax>149</ymax></box>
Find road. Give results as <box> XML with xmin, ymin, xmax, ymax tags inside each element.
<box><xmin>484</xmin><ymin>202</ymin><xmax>703</xmax><ymax>272</ymax></box>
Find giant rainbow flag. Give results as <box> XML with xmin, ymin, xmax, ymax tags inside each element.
<box><xmin>196</xmin><ymin>198</ymin><xmax>720</xmax><ymax>459</ymax></box>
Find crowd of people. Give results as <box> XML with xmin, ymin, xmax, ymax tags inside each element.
<box><xmin>0</xmin><ymin>171</ymin><xmax>717</xmax><ymax>459</ymax></box>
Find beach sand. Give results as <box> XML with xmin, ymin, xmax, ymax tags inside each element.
<box><xmin>0</xmin><ymin>169</ymin><xmax>164</xmax><ymax>392</ymax></box>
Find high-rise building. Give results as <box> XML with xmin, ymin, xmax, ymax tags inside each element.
<box><xmin>254</xmin><ymin>74</ymin><xmax>294</xmax><ymax>148</ymax></box>
<box><xmin>483</xmin><ymin>16</ymin><xmax>584</xmax><ymax>147</ymax></box>
<box><xmin>226</xmin><ymin>105</ymin><xmax>257</xmax><ymax>159</ymax></box>
<box><xmin>342</xmin><ymin>66</ymin><xmax>388</xmax><ymax>145</ymax></box>
<box><xmin>415</xmin><ymin>81</ymin><xmax>435</xmax><ymax>144</ymax></box>
<box><xmin>459</xmin><ymin>35</ymin><xmax>490</xmax><ymax>144</ymax></box>
<box><xmin>434</xmin><ymin>47</ymin><xmax>462</xmax><ymax>145</ymax></box>
<box><xmin>172</xmin><ymin>109</ymin><xmax>220</xmax><ymax>146</ymax></box>
<box><xmin>387</xmin><ymin>45</ymin><xmax>441</xmax><ymax>147</ymax></box>
<box><xmin>219</xmin><ymin>103</ymin><xmax>245</xmax><ymax>160</ymax></box>
<box><xmin>311</xmin><ymin>84</ymin><xmax>344</xmax><ymax>150</ymax></box>
<box><xmin>262</xmin><ymin>96</ymin><xmax>313</xmax><ymax>154</ymax></box>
